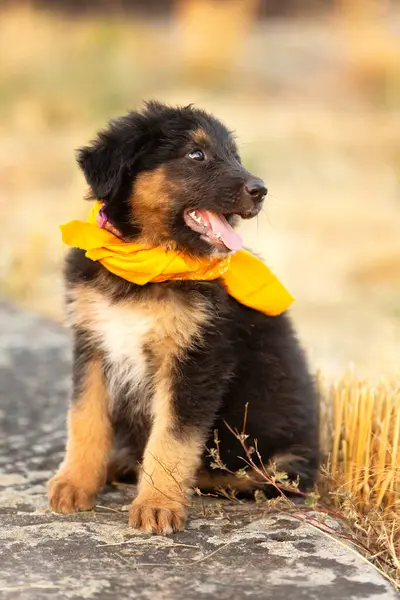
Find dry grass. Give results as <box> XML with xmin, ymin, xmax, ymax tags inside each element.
<box><xmin>319</xmin><ymin>372</ymin><xmax>400</xmax><ymax>587</ymax></box>
<box><xmin>207</xmin><ymin>375</ymin><xmax>400</xmax><ymax>589</ymax></box>
<box><xmin>321</xmin><ymin>372</ymin><xmax>400</xmax><ymax>510</ymax></box>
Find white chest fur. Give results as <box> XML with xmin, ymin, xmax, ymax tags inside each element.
<box><xmin>69</xmin><ymin>287</ymin><xmax>208</xmax><ymax>413</ymax></box>
<box><xmin>96</xmin><ymin>302</ymin><xmax>154</xmax><ymax>407</ymax></box>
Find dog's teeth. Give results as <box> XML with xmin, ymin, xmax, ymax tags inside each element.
<box><xmin>190</xmin><ymin>210</ymin><xmax>202</xmax><ymax>224</ymax></box>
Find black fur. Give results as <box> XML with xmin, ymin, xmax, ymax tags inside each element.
<box><xmin>68</xmin><ymin>102</ymin><xmax>319</xmax><ymax>495</ymax></box>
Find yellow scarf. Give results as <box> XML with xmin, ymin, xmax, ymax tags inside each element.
<box><xmin>60</xmin><ymin>201</ymin><xmax>294</xmax><ymax>316</ymax></box>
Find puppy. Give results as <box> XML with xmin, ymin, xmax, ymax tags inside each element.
<box><xmin>48</xmin><ymin>102</ymin><xmax>319</xmax><ymax>534</ymax></box>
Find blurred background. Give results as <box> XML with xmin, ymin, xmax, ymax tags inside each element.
<box><xmin>0</xmin><ymin>0</ymin><xmax>399</xmax><ymax>377</ymax></box>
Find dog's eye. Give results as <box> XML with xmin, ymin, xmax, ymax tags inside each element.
<box><xmin>188</xmin><ymin>149</ymin><xmax>205</xmax><ymax>161</ymax></box>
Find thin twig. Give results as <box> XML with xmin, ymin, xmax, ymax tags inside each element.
<box><xmin>136</xmin><ymin>542</ymin><xmax>232</xmax><ymax>567</ymax></box>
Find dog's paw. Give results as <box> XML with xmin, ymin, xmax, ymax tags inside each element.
<box><xmin>129</xmin><ymin>495</ymin><xmax>187</xmax><ymax>535</ymax></box>
<box><xmin>48</xmin><ymin>474</ymin><xmax>95</xmax><ymax>514</ymax></box>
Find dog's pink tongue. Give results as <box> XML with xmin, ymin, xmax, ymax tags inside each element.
<box><xmin>203</xmin><ymin>211</ymin><xmax>243</xmax><ymax>251</ymax></box>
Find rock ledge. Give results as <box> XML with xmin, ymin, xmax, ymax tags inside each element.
<box><xmin>0</xmin><ymin>301</ymin><xmax>397</xmax><ymax>599</ymax></box>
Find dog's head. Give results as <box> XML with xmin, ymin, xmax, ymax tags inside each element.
<box><xmin>78</xmin><ymin>101</ymin><xmax>267</xmax><ymax>256</ymax></box>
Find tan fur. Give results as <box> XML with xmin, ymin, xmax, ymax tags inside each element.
<box><xmin>69</xmin><ymin>285</ymin><xmax>155</xmax><ymax>415</ymax></box>
<box><xmin>130</xmin><ymin>352</ymin><xmax>204</xmax><ymax>534</ymax></box>
<box><xmin>196</xmin><ymin>471</ymin><xmax>262</xmax><ymax>493</ymax></box>
<box><xmin>69</xmin><ymin>283</ymin><xmax>209</xmax><ymax>356</ymax></box>
<box><xmin>69</xmin><ymin>283</ymin><xmax>208</xmax><ymax>411</ymax></box>
<box><xmin>131</xmin><ymin>166</ymin><xmax>177</xmax><ymax>248</ymax></box>
<box><xmin>192</xmin><ymin>128</ymin><xmax>212</xmax><ymax>148</ymax></box>
<box><xmin>48</xmin><ymin>357</ymin><xmax>112</xmax><ymax>513</ymax></box>
<box><xmin>132</xmin><ymin>295</ymin><xmax>209</xmax><ymax>534</ymax></box>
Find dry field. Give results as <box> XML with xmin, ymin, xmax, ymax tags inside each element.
<box><xmin>1</xmin><ymin>5</ymin><xmax>399</xmax><ymax>377</ymax></box>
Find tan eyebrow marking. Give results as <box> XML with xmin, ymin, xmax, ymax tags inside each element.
<box><xmin>191</xmin><ymin>128</ymin><xmax>212</xmax><ymax>147</ymax></box>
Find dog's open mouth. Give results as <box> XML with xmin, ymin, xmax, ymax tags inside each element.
<box><xmin>184</xmin><ymin>209</ymin><xmax>242</xmax><ymax>252</ymax></box>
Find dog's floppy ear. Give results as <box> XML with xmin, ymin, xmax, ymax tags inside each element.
<box><xmin>77</xmin><ymin>133</ymin><xmax>124</xmax><ymax>201</ymax></box>
<box><xmin>77</xmin><ymin>109</ymin><xmax>161</xmax><ymax>201</ymax></box>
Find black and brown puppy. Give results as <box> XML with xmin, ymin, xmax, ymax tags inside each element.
<box><xmin>48</xmin><ymin>101</ymin><xmax>319</xmax><ymax>534</ymax></box>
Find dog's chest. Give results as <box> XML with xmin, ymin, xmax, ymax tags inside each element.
<box><xmin>98</xmin><ymin>305</ymin><xmax>154</xmax><ymax>403</ymax></box>
<box><xmin>71</xmin><ymin>287</ymin><xmax>208</xmax><ymax>409</ymax></box>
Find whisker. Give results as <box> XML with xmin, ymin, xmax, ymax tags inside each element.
<box><xmin>268</xmin><ymin>193</ymin><xmax>280</xmax><ymax>202</ymax></box>
<box><xmin>261</xmin><ymin>207</ymin><xmax>273</xmax><ymax>229</ymax></box>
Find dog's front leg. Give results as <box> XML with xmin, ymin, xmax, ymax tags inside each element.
<box><xmin>129</xmin><ymin>349</ymin><xmax>225</xmax><ymax>535</ymax></box>
<box><xmin>48</xmin><ymin>338</ymin><xmax>112</xmax><ymax>513</ymax></box>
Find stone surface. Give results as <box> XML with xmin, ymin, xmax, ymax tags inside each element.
<box><xmin>0</xmin><ymin>300</ymin><xmax>397</xmax><ymax>599</ymax></box>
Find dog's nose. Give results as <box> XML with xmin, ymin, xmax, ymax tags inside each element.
<box><xmin>244</xmin><ymin>178</ymin><xmax>268</xmax><ymax>203</ymax></box>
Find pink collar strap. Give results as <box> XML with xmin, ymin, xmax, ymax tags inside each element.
<box><xmin>96</xmin><ymin>206</ymin><xmax>108</xmax><ymax>229</ymax></box>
